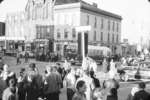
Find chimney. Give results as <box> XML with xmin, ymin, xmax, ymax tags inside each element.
<box><xmin>92</xmin><ymin>2</ymin><xmax>98</xmax><ymax>8</ymax></box>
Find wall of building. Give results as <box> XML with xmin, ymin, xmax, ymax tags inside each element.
<box><xmin>53</xmin><ymin>2</ymin><xmax>122</xmax><ymax>55</ymax></box>
<box><xmin>80</xmin><ymin>9</ymin><xmax>121</xmax><ymax>45</ymax></box>
<box><xmin>0</xmin><ymin>22</ymin><xmax>5</xmax><ymax>36</ymax></box>
<box><xmin>5</xmin><ymin>12</ymin><xmax>36</xmax><ymax>41</ymax></box>
<box><xmin>54</xmin><ymin>3</ymin><xmax>81</xmax><ymax>26</ymax></box>
<box><xmin>5</xmin><ymin>0</ymin><xmax>122</xmax><ymax>55</ymax></box>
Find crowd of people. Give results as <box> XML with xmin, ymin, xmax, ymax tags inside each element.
<box><xmin>0</xmin><ymin>55</ymin><xmax>150</xmax><ymax>100</ymax></box>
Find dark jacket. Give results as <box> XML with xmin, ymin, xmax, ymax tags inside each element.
<box><xmin>107</xmin><ymin>88</ymin><xmax>118</xmax><ymax>100</ymax></box>
<box><xmin>126</xmin><ymin>93</ymin><xmax>133</xmax><ymax>100</ymax></box>
<box><xmin>133</xmin><ymin>90</ymin><xmax>150</xmax><ymax>100</ymax></box>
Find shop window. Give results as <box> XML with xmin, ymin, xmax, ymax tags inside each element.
<box><xmin>101</xmin><ymin>18</ymin><xmax>104</xmax><ymax>29</ymax></box>
<box><xmin>112</xmin><ymin>34</ymin><xmax>114</xmax><ymax>43</ymax></box>
<box><xmin>94</xmin><ymin>17</ymin><xmax>97</xmax><ymax>28</ymax></box>
<box><xmin>57</xmin><ymin>29</ymin><xmax>61</xmax><ymax>39</ymax></box>
<box><xmin>116</xmin><ymin>34</ymin><xmax>119</xmax><ymax>43</ymax></box>
<box><xmin>117</xmin><ymin>23</ymin><xmax>119</xmax><ymax>32</ymax></box>
<box><xmin>101</xmin><ymin>32</ymin><xmax>103</xmax><ymax>42</ymax></box>
<box><xmin>113</xmin><ymin>21</ymin><xmax>115</xmax><ymax>32</ymax></box>
<box><xmin>108</xmin><ymin>20</ymin><xmax>110</xmax><ymax>31</ymax></box>
<box><xmin>87</xmin><ymin>15</ymin><xmax>89</xmax><ymax>25</ymax></box>
<box><xmin>64</xmin><ymin>28</ymin><xmax>68</xmax><ymax>39</ymax></box>
<box><xmin>94</xmin><ymin>31</ymin><xmax>96</xmax><ymax>41</ymax></box>
<box><xmin>108</xmin><ymin>33</ymin><xmax>110</xmax><ymax>43</ymax></box>
<box><xmin>72</xmin><ymin>28</ymin><xmax>76</xmax><ymax>38</ymax></box>
<box><xmin>56</xmin><ymin>44</ymin><xmax>61</xmax><ymax>51</ymax></box>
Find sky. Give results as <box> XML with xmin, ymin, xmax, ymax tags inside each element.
<box><xmin>0</xmin><ymin>0</ymin><xmax>150</xmax><ymax>44</ymax></box>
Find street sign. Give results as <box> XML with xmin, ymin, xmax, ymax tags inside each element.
<box><xmin>75</xmin><ymin>26</ymin><xmax>91</xmax><ymax>32</ymax></box>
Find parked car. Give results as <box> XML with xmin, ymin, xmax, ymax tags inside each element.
<box><xmin>19</xmin><ymin>51</ymin><xmax>35</xmax><ymax>58</ymax></box>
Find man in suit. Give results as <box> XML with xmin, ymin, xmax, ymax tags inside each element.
<box><xmin>133</xmin><ymin>82</ymin><xmax>150</xmax><ymax>100</ymax></box>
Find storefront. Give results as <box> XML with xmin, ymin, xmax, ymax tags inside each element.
<box><xmin>54</xmin><ymin>40</ymin><xmax>77</xmax><ymax>58</ymax></box>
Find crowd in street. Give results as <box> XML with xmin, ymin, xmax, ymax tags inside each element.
<box><xmin>0</xmin><ymin>56</ymin><xmax>150</xmax><ymax>100</ymax></box>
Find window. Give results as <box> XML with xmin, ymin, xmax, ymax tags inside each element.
<box><xmin>101</xmin><ymin>18</ymin><xmax>104</xmax><ymax>29</ymax></box>
<box><xmin>87</xmin><ymin>15</ymin><xmax>89</xmax><ymax>25</ymax></box>
<box><xmin>57</xmin><ymin>29</ymin><xmax>61</xmax><ymax>39</ymax></box>
<box><xmin>94</xmin><ymin>31</ymin><xmax>96</xmax><ymax>41</ymax></box>
<box><xmin>94</xmin><ymin>17</ymin><xmax>97</xmax><ymax>28</ymax></box>
<box><xmin>36</xmin><ymin>25</ymin><xmax>41</xmax><ymax>39</ymax></box>
<box><xmin>108</xmin><ymin>33</ymin><xmax>110</xmax><ymax>42</ymax></box>
<box><xmin>116</xmin><ymin>34</ymin><xmax>119</xmax><ymax>43</ymax></box>
<box><xmin>64</xmin><ymin>28</ymin><xmax>68</xmax><ymax>38</ymax></box>
<box><xmin>47</xmin><ymin>27</ymin><xmax>50</xmax><ymax>33</ymax></box>
<box><xmin>112</xmin><ymin>21</ymin><xmax>115</xmax><ymax>32</ymax></box>
<box><xmin>117</xmin><ymin>23</ymin><xmax>119</xmax><ymax>32</ymax></box>
<box><xmin>112</xmin><ymin>34</ymin><xmax>114</xmax><ymax>43</ymax></box>
<box><xmin>64</xmin><ymin>14</ymin><xmax>67</xmax><ymax>24</ymax></box>
<box><xmin>41</xmin><ymin>27</ymin><xmax>44</xmax><ymax>38</ymax></box>
<box><xmin>72</xmin><ymin>28</ymin><xmax>76</xmax><ymax>38</ymax></box>
<box><xmin>101</xmin><ymin>32</ymin><xmax>103</xmax><ymax>41</ymax></box>
<box><xmin>108</xmin><ymin>20</ymin><xmax>110</xmax><ymax>31</ymax></box>
<box><xmin>56</xmin><ymin>44</ymin><xmax>61</xmax><ymax>51</ymax></box>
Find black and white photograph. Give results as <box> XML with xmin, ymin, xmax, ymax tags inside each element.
<box><xmin>0</xmin><ymin>0</ymin><xmax>150</xmax><ymax>100</ymax></box>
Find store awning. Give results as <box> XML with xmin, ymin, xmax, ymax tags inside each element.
<box><xmin>0</xmin><ymin>36</ymin><xmax>25</xmax><ymax>41</ymax></box>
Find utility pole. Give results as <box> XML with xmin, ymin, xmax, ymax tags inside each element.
<box><xmin>76</xmin><ymin>26</ymin><xmax>91</xmax><ymax>60</ymax></box>
<box><xmin>48</xmin><ymin>0</ymin><xmax>56</xmax><ymax>53</ymax></box>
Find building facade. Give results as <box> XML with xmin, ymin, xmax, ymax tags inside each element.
<box><xmin>6</xmin><ymin>12</ymin><xmax>36</xmax><ymax>41</ymax></box>
<box><xmin>54</xmin><ymin>1</ymin><xmax>122</xmax><ymax>55</ymax></box>
<box><xmin>5</xmin><ymin>0</ymin><xmax>122</xmax><ymax>56</ymax></box>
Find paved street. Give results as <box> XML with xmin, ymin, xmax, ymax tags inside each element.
<box><xmin>2</xmin><ymin>56</ymin><xmax>150</xmax><ymax>100</ymax></box>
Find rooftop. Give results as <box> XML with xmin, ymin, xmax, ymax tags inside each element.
<box><xmin>55</xmin><ymin>0</ymin><xmax>122</xmax><ymax>20</ymax></box>
<box><xmin>80</xmin><ymin>1</ymin><xmax>122</xmax><ymax>20</ymax></box>
<box><xmin>55</xmin><ymin>0</ymin><xmax>80</xmax><ymax>5</ymax></box>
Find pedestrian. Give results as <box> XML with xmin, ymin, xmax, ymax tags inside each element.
<box><xmin>90</xmin><ymin>71</ymin><xmax>100</xmax><ymax>88</ymax></box>
<box><xmin>63</xmin><ymin>59</ymin><xmax>71</xmax><ymax>74</ymax></box>
<box><xmin>133</xmin><ymin>82</ymin><xmax>150</xmax><ymax>100</ymax></box>
<box><xmin>63</xmin><ymin>68</ymin><xmax>76</xmax><ymax>100</ymax></box>
<box><xmin>26</xmin><ymin>63</ymin><xmax>39</xmax><ymax>100</ymax></box>
<box><xmin>16</xmin><ymin>51</ymin><xmax>21</xmax><ymax>65</ymax></box>
<box><xmin>0</xmin><ymin>57</ymin><xmax>4</xmax><ymax>70</ymax></box>
<box><xmin>0</xmin><ymin>65</ymin><xmax>7</xmax><ymax>100</ymax></box>
<box><xmin>89</xmin><ymin>60</ymin><xmax>97</xmax><ymax>73</ymax></box>
<box><xmin>75</xmin><ymin>69</ymin><xmax>81</xmax><ymax>80</ymax></box>
<box><xmin>0</xmin><ymin>64</ymin><xmax>11</xmax><ymax>80</ymax></box>
<box><xmin>2</xmin><ymin>73</ymin><xmax>18</xmax><ymax>100</ymax></box>
<box><xmin>43</xmin><ymin>65</ymin><xmax>62</xmax><ymax>100</ymax></box>
<box><xmin>24</xmin><ymin>51</ymin><xmax>29</xmax><ymax>63</ymax></box>
<box><xmin>76</xmin><ymin>70</ymin><xmax>95</xmax><ymax>100</ymax></box>
<box><xmin>17</xmin><ymin>68</ymin><xmax>27</xmax><ymax>100</ymax></box>
<box><xmin>72</xmin><ymin>80</ymin><xmax>87</xmax><ymax>100</ymax></box>
<box><xmin>102</xmin><ymin>58</ymin><xmax>108</xmax><ymax>73</ymax></box>
<box><xmin>126</xmin><ymin>87</ymin><xmax>139</xmax><ymax>100</ymax></box>
<box><xmin>106</xmin><ymin>88</ymin><xmax>118</xmax><ymax>100</ymax></box>
<box><xmin>108</xmin><ymin>59</ymin><xmax>117</xmax><ymax>79</ymax></box>
<box><xmin>64</xmin><ymin>68</ymin><xmax>76</xmax><ymax>88</ymax></box>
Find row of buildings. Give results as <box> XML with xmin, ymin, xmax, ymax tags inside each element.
<box><xmin>1</xmin><ymin>0</ymin><xmax>123</xmax><ymax>57</ymax></box>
